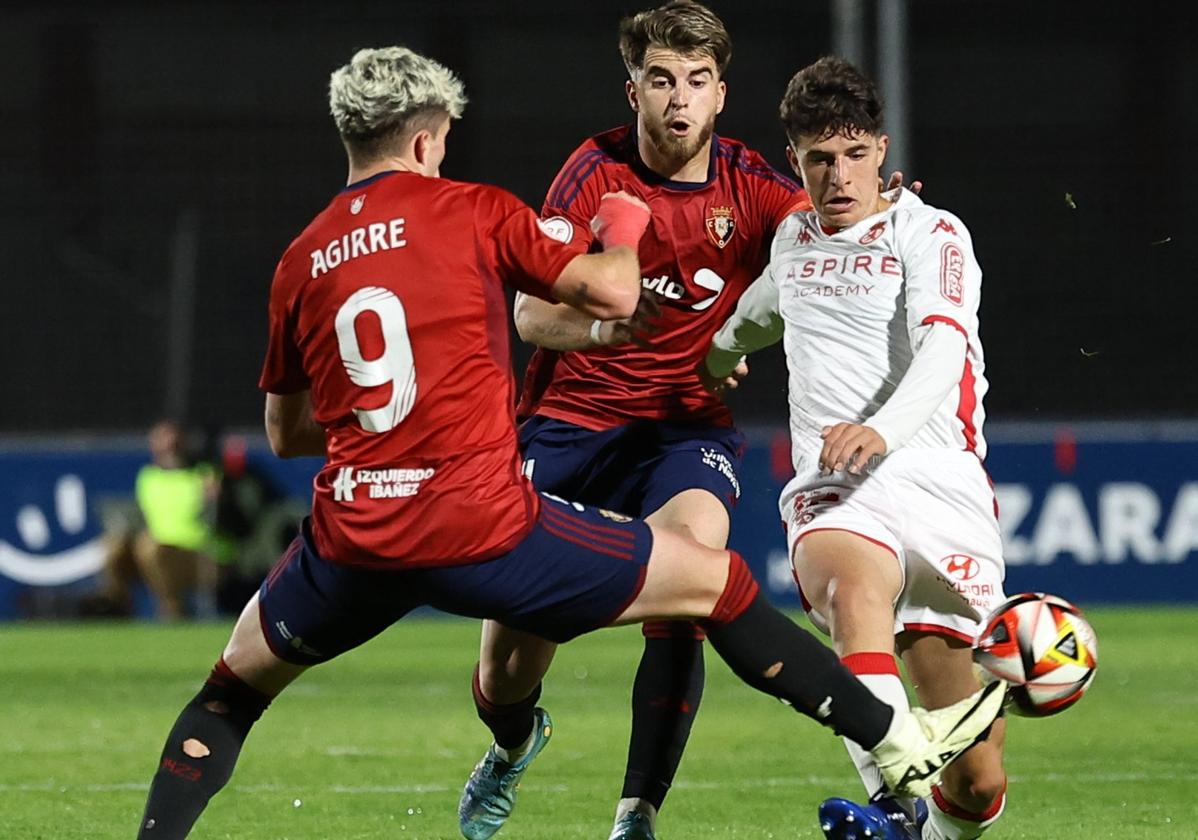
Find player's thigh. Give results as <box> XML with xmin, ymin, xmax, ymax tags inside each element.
<box><xmin>893</xmin><ymin>453</ymin><xmax>1006</xmax><ymax>642</ymax></box>
<box><xmin>477</xmin><ymin>619</ymin><xmax>559</xmax><ymax>703</ymax></box>
<box><xmin>897</xmin><ymin>630</ymin><xmax>983</xmax><ymax>707</ymax></box>
<box><xmin>424</xmin><ymin>497</ymin><xmax>653</xmax><ymax>642</ymax></box>
<box><xmin>644</xmin><ymin>487</ymin><xmax>730</xmax><ymax>548</ymax></box>
<box><xmin>792</xmin><ymin>528</ymin><xmax>904</xmax><ymax>619</ymax></box>
<box><xmin>613</xmin><ymin>524</ymin><xmax>728</xmax><ymax>625</ymax></box>
<box><xmin>639</xmin><ymin>425</ymin><xmax>744</xmax><ymax>541</ymax></box>
<box><xmin>255</xmin><ymin>525</ymin><xmax>416</xmax><ymax>671</ymax></box>
<box><xmin>520</xmin><ymin>416</ymin><xmax>633</xmax><ymax>507</ymax></box>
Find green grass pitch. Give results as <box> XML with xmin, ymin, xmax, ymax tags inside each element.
<box><xmin>2</xmin><ymin>607</ymin><xmax>1195</xmax><ymax>838</ymax></box>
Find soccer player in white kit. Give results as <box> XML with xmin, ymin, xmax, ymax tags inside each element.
<box><xmin>701</xmin><ymin>57</ymin><xmax>1009</xmax><ymax>840</ymax></box>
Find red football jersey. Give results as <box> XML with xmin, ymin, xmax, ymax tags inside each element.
<box><xmin>517</xmin><ymin>125</ymin><xmax>811</xmax><ymax>429</ymax></box>
<box><xmin>260</xmin><ymin>171</ymin><xmax>575</xmax><ymax>568</ymax></box>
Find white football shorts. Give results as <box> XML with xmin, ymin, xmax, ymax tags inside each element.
<box><xmin>780</xmin><ymin>447</ymin><xmax>1006</xmax><ymax>644</ymax></box>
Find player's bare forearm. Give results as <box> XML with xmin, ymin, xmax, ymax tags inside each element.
<box><xmin>513</xmin><ymin>292</ymin><xmax>599</xmax><ymax>350</ymax></box>
<box><xmin>550</xmin><ymin>247</ymin><xmax>640</xmax><ymax>322</ymax></box>
<box><xmin>264</xmin><ymin>391</ymin><xmax>326</xmax><ymax>459</ymax></box>
<box><xmin>516</xmin><ymin>281</ymin><xmax>660</xmax><ymax>351</ymax></box>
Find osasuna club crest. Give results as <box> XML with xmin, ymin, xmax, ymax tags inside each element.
<box><xmin>705</xmin><ymin>206</ymin><xmax>736</xmax><ymax>249</ymax></box>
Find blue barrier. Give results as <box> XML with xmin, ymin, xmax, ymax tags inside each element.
<box><xmin>2</xmin><ymin>425</ymin><xmax>1195</xmax><ymax>618</ymax></box>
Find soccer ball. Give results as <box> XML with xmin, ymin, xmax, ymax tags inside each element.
<box><xmin>973</xmin><ymin>592</ymin><xmax>1097</xmax><ymax>717</ymax></box>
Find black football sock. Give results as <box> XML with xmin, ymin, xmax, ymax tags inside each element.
<box><xmin>621</xmin><ymin>624</ymin><xmax>706</xmax><ymax>810</ymax></box>
<box><xmin>472</xmin><ymin>664</ymin><xmax>542</xmax><ymax>750</ymax></box>
<box><xmin>136</xmin><ymin>659</ymin><xmax>273</xmax><ymax>839</ymax></box>
<box><xmin>704</xmin><ymin>589</ymin><xmax>893</xmax><ymax>750</ymax></box>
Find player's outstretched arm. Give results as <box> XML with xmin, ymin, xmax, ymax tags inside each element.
<box><xmin>515</xmin><ymin>191</ymin><xmax>652</xmax><ymax>347</ymax></box>
<box><xmin>514</xmin><ymin>288</ymin><xmax>660</xmax><ymax>351</ymax></box>
<box><xmin>264</xmin><ymin>391</ymin><xmax>326</xmax><ymax>459</ymax></box>
<box><xmin>701</xmin><ymin>268</ymin><xmax>783</xmax><ymax>389</ymax></box>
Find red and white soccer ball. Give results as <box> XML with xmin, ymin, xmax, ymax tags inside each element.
<box><xmin>973</xmin><ymin>592</ymin><xmax>1098</xmax><ymax>717</ymax></box>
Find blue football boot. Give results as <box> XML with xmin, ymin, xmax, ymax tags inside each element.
<box><xmin>458</xmin><ymin>708</ymin><xmax>553</xmax><ymax>840</ymax></box>
<box><xmin>608</xmin><ymin>810</ymin><xmax>656</xmax><ymax>840</ymax></box>
<box><xmin>818</xmin><ymin>795</ymin><xmax>927</xmax><ymax>839</ymax></box>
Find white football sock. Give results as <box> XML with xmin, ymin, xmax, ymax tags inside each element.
<box><xmin>841</xmin><ymin>652</ymin><xmax>915</xmax><ymax>814</ymax></box>
<box><xmin>922</xmin><ymin>783</ymin><xmax>1006</xmax><ymax>839</ymax></box>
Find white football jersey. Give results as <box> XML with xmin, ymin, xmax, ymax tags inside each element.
<box><xmin>769</xmin><ymin>188</ymin><xmax>988</xmax><ymax>480</ymax></box>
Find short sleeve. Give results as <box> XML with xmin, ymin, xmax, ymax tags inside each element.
<box><xmin>258</xmin><ymin>254</ymin><xmax>310</xmax><ymax>394</ymax></box>
<box><xmin>541</xmin><ymin>148</ymin><xmax>606</xmax><ymax>256</ymax></box>
<box><xmin>900</xmin><ymin>209</ymin><xmax>982</xmax><ymax>342</ymax></box>
<box><xmin>477</xmin><ymin>187</ymin><xmax>580</xmax><ymax>302</ymax></box>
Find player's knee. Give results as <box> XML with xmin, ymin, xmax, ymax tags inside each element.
<box><xmin>200</xmin><ymin>658</ymin><xmax>275</xmax><ymax>728</ymax></box>
<box><xmin>648</xmin><ymin>526</ymin><xmax>726</xmax><ymax>599</ymax></box>
<box><xmin>706</xmin><ymin>550</ymin><xmax>759</xmax><ymax>625</ymax></box>
<box><xmin>475</xmin><ymin>658</ymin><xmax>536</xmax><ymax>705</ymax></box>
<box><xmin>942</xmin><ymin>758</ymin><xmax>1006</xmax><ymax>814</ymax></box>
<box><xmin>825</xmin><ymin>577</ymin><xmax>891</xmax><ymax>620</ymax></box>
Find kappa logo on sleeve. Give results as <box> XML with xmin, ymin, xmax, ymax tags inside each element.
<box><xmin>931</xmin><ymin>217</ymin><xmax>958</xmax><ymax>237</ymax></box>
<box><xmin>940</xmin><ymin>242</ymin><xmax>965</xmax><ymax>306</ymax></box>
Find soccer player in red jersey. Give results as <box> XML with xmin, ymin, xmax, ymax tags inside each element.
<box><xmin>463</xmin><ymin>5</ymin><xmax>853</xmax><ymax>839</ymax></box>
<box><xmin>131</xmin><ymin>45</ymin><xmax>999</xmax><ymax>840</ymax></box>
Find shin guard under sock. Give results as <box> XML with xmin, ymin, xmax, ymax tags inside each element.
<box><xmin>137</xmin><ymin>659</ymin><xmax>273</xmax><ymax>839</ymax></box>
<box><xmin>840</xmin><ymin>652</ymin><xmax>912</xmax><ymax>802</ymax></box>
<box><xmin>621</xmin><ymin>625</ymin><xmax>706</xmax><ymax>809</ymax></box>
<box><xmin>703</xmin><ymin>579</ymin><xmax>893</xmax><ymax>750</ymax></box>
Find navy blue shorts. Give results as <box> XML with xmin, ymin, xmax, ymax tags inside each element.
<box><xmin>519</xmin><ymin>416</ymin><xmax>746</xmax><ymax>519</ymax></box>
<box><xmin>257</xmin><ymin>496</ymin><xmax>653</xmax><ymax>665</ymax></box>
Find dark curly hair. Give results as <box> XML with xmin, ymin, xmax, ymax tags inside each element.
<box><xmin>618</xmin><ymin>1</ymin><xmax>732</xmax><ymax>77</ymax></box>
<box><xmin>779</xmin><ymin>56</ymin><xmax>883</xmax><ymax>143</ymax></box>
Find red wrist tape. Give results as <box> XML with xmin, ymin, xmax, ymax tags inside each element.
<box><xmin>590</xmin><ymin>194</ymin><xmax>650</xmax><ymax>250</ymax></box>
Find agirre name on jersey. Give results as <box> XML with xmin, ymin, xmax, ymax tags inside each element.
<box><xmin>309</xmin><ymin>217</ymin><xmax>408</xmax><ymax>278</ymax></box>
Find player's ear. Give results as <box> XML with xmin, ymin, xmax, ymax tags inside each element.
<box><xmin>785</xmin><ymin>143</ymin><xmax>801</xmax><ymax>177</ymax></box>
<box><xmin>715</xmin><ymin>79</ymin><xmax>726</xmax><ymax>115</ymax></box>
<box><xmin>876</xmin><ymin>134</ymin><xmax>889</xmax><ymax>167</ymax></box>
<box><xmin>626</xmin><ymin>79</ymin><xmax>639</xmax><ymax>112</ymax></box>
<box><xmin>413</xmin><ymin>130</ymin><xmax>431</xmax><ymax>166</ymax></box>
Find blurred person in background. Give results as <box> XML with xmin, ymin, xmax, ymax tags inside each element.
<box><xmin>84</xmin><ymin>420</ymin><xmax>218</xmax><ymax>619</ymax></box>
<box><xmin>205</xmin><ymin>432</ymin><xmax>295</xmax><ymax>615</ymax></box>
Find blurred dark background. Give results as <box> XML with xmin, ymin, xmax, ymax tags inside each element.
<box><xmin>2</xmin><ymin>0</ymin><xmax>1195</xmax><ymax>433</ymax></box>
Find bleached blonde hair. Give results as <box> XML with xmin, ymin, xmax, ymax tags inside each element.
<box><xmin>329</xmin><ymin>47</ymin><xmax>466</xmax><ymax>151</ymax></box>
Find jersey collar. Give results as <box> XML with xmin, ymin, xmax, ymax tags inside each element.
<box><xmin>340</xmin><ymin>170</ymin><xmax>406</xmax><ymax>193</ymax></box>
<box><xmin>631</xmin><ymin>127</ymin><xmax>720</xmax><ymax>191</ymax></box>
